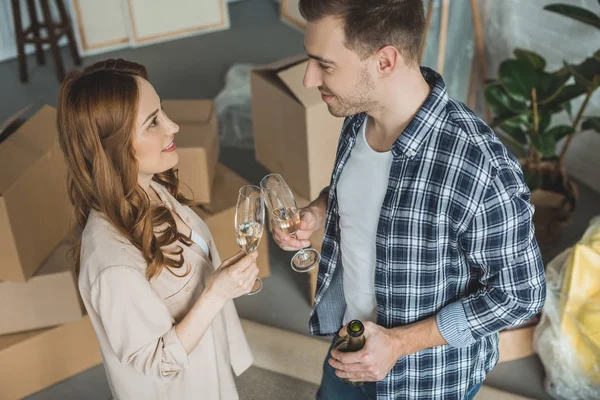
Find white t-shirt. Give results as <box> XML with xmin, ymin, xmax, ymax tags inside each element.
<box><xmin>337</xmin><ymin>117</ymin><xmax>393</xmax><ymax>325</ymax></box>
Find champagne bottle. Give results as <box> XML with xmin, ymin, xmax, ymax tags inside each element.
<box><xmin>333</xmin><ymin>320</ymin><xmax>366</xmax><ymax>387</ymax></box>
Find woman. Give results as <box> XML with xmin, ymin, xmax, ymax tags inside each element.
<box><xmin>57</xmin><ymin>59</ymin><xmax>258</xmax><ymax>399</ymax></box>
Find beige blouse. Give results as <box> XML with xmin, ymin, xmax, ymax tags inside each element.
<box><xmin>78</xmin><ymin>181</ymin><xmax>253</xmax><ymax>400</ymax></box>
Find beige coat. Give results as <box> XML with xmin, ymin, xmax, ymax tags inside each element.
<box><xmin>78</xmin><ymin>181</ymin><xmax>253</xmax><ymax>400</ymax></box>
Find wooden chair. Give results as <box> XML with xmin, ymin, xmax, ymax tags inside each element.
<box><xmin>10</xmin><ymin>0</ymin><xmax>82</xmax><ymax>83</ymax></box>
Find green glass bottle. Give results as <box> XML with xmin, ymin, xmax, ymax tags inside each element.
<box><xmin>333</xmin><ymin>320</ymin><xmax>366</xmax><ymax>387</ymax></box>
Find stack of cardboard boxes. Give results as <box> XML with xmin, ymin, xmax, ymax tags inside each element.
<box><xmin>162</xmin><ymin>100</ymin><xmax>271</xmax><ymax>279</ymax></box>
<box><xmin>250</xmin><ymin>55</ymin><xmax>344</xmax><ymax>305</ymax></box>
<box><xmin>0</xmin><ymin>106</ymin><xmax>102</xmax><ymax>400</ymax></box>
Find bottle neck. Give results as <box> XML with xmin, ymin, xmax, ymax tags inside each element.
<box><xmin>346</xmin><ymin>334</ymin><xmax>365</xmax><ymax>351</ymax></box>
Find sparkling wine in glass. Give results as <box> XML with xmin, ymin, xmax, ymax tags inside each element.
<box><xmin>235</xmin><ymin>185</ymin><xmax>264</xmax><ymax>295</ymax></box>
<box><xmin>260</xmin><ymin>173</ymin><xmax>320</xmax><ymax>273</ymax></box>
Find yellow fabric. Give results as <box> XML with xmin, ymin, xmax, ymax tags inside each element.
<box><xmin>560</xmin><ymin>219</ymin><xmax>600</xmax><ymax>382</ymax></box>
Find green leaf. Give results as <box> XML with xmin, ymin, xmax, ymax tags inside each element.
<box><xmin>582</xmin><ymin>117</ymin><xmax>600</xmax><ymax>133</ymax></box>
<box><xmin>545</xmin><ymin>82</ymin><xmax>587</xmax><ymax>109</ymax></box>
<box><xmin>539</xmin><ymin>113</ymin><xmax>552</xmax><ymax>134</ymax></box>
<box><xmin>566</xmin><ymin>51</ymin><xmax>600</xmax><ymax>91</ymax></box>
<box><xmin>554</xmin><ymin>65</ymin><xmax>571</xmax><ymax>80</ymax></box>
<box><xmin>493</xmin><ymin>113</ymin><xmax>530</xmax><ymax>129</ymax></box>
<box><xmin>546</xmin><ymin>125</ymin><xmax>575</xmax><ymax>141</ymax></box>
<box><xmin>544</xmin><ymin>4</ymin><xmax>600</xmax><ymax>29</ymax></box>
<box><xmin>514</xmin><ymin>48</ymin><xmax>547</xmax><ymax>71</ymax></box>
<box><xmin>499</xmin><ymin>123</ymin><xmax>528</xmax><ymax>145</ymax></box>
<box><xmin>484</xmin><ymin>83</ymin><xmax>528</xmax><ymax>117</ymax></box>
<box><xmin>539</xmin><ymin>103</ymin><xmax>566</xmax><ymax>117</ymax></box>
<box><xmin>523</xmin><ymin>113</ymin><xmax>552</xmax><ymax>133</ymax></box>
<box><xmin>564</xmin><ymin>102</ymin><xmax>573</xmax><ymax>119</ymax></box>
<box><xmin>499</xmin><ymin>59</ymin><xmax>538</xmax><ymax>103</ymax></box>
<box><xmin>531</xmin><ymin>135</ymin><xmax>557</xmax><ymax>158</ymax></box>
<box><xmin>537</xmin><ymin>70</ymin><xmax>571</xmax><ymax>104</ymax></box>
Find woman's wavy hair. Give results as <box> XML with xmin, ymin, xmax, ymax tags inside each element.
<box><xmin>57</xmin><ymin>59</ymin><xmax>192</xmax><ymax>280</ymax></box>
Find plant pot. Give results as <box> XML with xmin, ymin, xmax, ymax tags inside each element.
<box><xmin>520</xmin><ymin>159</ymin><xmax>578</xmax><ymax>245</ymax></box>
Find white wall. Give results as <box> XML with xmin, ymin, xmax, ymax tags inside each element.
<box><xmin>0</xmin><ymin>0</ymin><xmax>242</xmax><ymax>63</ymax></box>
<box><xmin>0</xmin><ymin>1</ymin><xmax>15</xmax><ymax>62</ymax></box>
<box><xmin>483</xmin><ymin>0</ymin><xmax>600</xmax><ymax>192</ymax></box>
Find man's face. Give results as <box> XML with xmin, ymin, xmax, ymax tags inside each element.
<box><xmin>303</xmin><ymin>16</ymin><xmax>378</xmax><ymax>117</ymax></box>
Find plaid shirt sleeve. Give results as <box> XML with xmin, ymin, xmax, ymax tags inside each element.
<box><xmin>445</xmin><ymin>166</ymin><xmax>546</xmax><ymax>343</ymax></box>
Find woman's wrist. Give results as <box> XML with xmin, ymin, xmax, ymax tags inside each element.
<box><xmin>198</xmin><ymin>284</ymin><xmax>226</xmax><ymax>311</ymax></box>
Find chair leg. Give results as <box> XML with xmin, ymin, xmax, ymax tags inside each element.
<box><xmin>10</xmin><ymin>0</ymin><xmax>28</xmax><ymax>82</ymax></box>
<box><xmin>56</xmin><ymin>0</ymin><xmax>81</xmax><ymax>66</ymax></box>
<box><xmin>27</xmin><ymin>0</ymin><xmax>45</xmax><ymax>65</ymax></box>
<box><xmin>40</xmin><ymin>0</ymin><xmax>65</xmax><ymax>82</ymax></box>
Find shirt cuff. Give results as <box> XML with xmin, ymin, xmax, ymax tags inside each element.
<box><xmin>162</xmin><ymin>327</ymin><xmax>191</xmax><ymax>372</ymax></box>
<box><xmin>436</xmin><ymin>301</ymin><xmax>476</xmax><ymax>348</ymax></box>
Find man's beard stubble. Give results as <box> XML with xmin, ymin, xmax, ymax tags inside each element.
<box><xmin>323</xmin><ymin>66</ymin><xmax>378</xmax><ymax>118</ymax></box>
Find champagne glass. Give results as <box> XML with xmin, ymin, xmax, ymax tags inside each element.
<box><xmin>260</xmin><ymin>173</ymin><xmax>320</xmax><ymax>273</ymax></box>
<box><xmin>235</xmin><ymin>185</ymin><xmax>264</xmax><ymax>295</ymax></box>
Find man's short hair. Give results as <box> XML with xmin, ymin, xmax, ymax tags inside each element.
<box><xmin>299</xmin><ymin>0</ymin><xmax>426</xmax><ymax>63</ymax></box>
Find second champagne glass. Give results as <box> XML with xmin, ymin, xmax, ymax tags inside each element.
<box><xmin>235</xmin><ymin>185</ymin><xmax>264</xmax><ymax>295</ymax></box>
<box><xmin>260</xmin><ymin>173</ymin><xmax>320</xmax><ymax>273</ymax></box>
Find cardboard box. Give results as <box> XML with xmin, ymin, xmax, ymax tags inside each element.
<box><xmin>0</xmin><ymin>235</ymin><xmax>83</xmax><ymax>335</ymax></box>
<box><xmin>0</xmin><ymin>105</ymin><xmax>73</xmax><ymax>282</ymax></box>
<box><xmin>498</xmin><ymin>325</ymin><xmax>536</xmax><ymax>363</ymax></box>
<box><xmin>162</xmin><ymin>100</ymin><xmax>220</xmax><ymax>204</ymax></box>
<box><xmin>0</xmin><ymin>315</ymin><xmax>102</xmax><ymax>400</ymax></box>
<box><xmin>280</xmin><ymin>0</ymin><xmax>306</xmax><ymax>31</ymax></box>
<box><xmin>0</xmin><ymin>105</ymin><xmax>32</xmax><ymax>142</ymax></box>
<box><xmin>251</xmin><ymin>55</ymin><xmax>344</xmax><ymax>201</ymax></box>
<box><xmin>193</xmin><ymin>163</ymin><xmax>270</xmax><ymax>279</ymax></box>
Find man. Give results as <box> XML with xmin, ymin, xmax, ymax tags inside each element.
<box><xmin>272</xmin><ymin>0</ymin><xmax>546</xmax><ymax>399</ymax></box>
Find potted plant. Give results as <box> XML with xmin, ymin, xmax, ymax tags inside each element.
<box><xmin>484</xmin><ymin>2</ymin><xmax>600</xmax><ymax>244</ymax></box>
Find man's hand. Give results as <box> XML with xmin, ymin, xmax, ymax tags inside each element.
<box><xmin>271</xmin><ymin>207</ymin><xmax>320</xmax><ymax>250</ymax></box>
<box><xmin>329</xmin><ymin>321</ymin><xmax>402</xmax><ymax>382</ymax></box>
<box><xmin>329</xmin><ymin>317</ymin><xmax>446</xmax><ymax>382</ymax></box>
<box><xmin>271</xmin><ymin>188</ymin><xmax>328</xmax><ymax>251</ymax></box>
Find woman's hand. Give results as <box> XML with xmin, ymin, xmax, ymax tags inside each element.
<box><xmin>205</xmin><ymin>251</ymin><xmax>259</xmax><ymax>304</ymax></box>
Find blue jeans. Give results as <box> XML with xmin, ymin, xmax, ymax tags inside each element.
<box><xmin>317</xmin><ymin>337</ymin><xmax>483</xmax><ymax>400</ymax></box>
<box><xmin>464</xmin><ymin>382</ymin><xmax>482</xmax><ymax>400</ymax></box>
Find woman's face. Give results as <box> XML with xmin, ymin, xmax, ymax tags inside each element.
<box><xmin>133</xmin><ymin>78</ymin><xmax>179</xmax><ymax>184</ymax></box>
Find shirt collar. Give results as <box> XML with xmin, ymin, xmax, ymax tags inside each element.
<box><xmin>345</xmin><ymin>66</ymin><xmax>448</xmax><ymax>159</ymax></box>
<box><xmin>149</xmin><ymin>180</ymin><xmax>174</xmax><ymax>211</ymax></box>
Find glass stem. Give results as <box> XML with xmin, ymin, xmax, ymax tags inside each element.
<box><xmin>291</xmin><ymin>232</ymin><xmax>309</xmax><ymax>261</ymax></box>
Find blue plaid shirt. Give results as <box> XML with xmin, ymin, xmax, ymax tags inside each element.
<box><xmin>309</xmin><ymin>67</ymin><xmax>546</xmax><ymax>399</ymax></box>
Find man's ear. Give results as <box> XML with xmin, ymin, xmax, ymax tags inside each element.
<box><xmin>375</xmin><ymin>45</ymin><xmax>401</xmax><ymax>75</ymax></box>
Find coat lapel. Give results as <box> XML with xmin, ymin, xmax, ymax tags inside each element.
<box><xmin>150</xmin><ymin>180</ymin><xmax>215</xmax><ymax>264</ymax></box>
